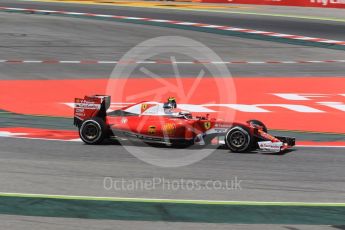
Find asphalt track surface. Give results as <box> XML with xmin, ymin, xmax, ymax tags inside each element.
<box><xmin>1</xmin><ymin>137</ymin><xmax>345</xmax><ymax>202</ymax></box>
<box><xmin>0</xmin><ymin>10</ymin><xmax>345</xmax><ymax>79</ymax></box>
<box><xmin>1</xmin><ymin>0</ymin><xmax>345</xmax><ymax>40</ymax></box>
<box><xmin>0</xmin><ymin>0</ymin><xmax>345</xmax><ymax>229</ymax></box>
<box><xmin>1</xmin><ymin>215</ymin><xmax>342</xmax><ymax>230</ymax></box>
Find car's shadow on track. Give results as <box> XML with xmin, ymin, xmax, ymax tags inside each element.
<box><xmin>97</xmin><ymin>138</ymin><xmax>221</xmax><ymax>150</ymax></box>
<box><xmin>93</xmin><ymin>139</ymin><xmax>292</xmax><ymax>155</ymax></box>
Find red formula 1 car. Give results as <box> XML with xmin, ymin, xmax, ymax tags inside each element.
<box><xmin>74</xmin><ymin>95</ymin><xmax>295</xmax><ymax>153</ymax></box>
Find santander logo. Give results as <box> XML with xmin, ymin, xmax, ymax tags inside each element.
<box><xmin>310</xmin><ymin>0</ymin><xmax>345</xmax><ymax>6</ymax></box>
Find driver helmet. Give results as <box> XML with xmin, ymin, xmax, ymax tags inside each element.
<box><xmin>163</xmin><ymin>97</ymin><xmax>177</xmax><ymax>113</ymax></box>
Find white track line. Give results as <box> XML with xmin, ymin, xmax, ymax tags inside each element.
<box><xmin>1</xmin><ymin>192</ymin><xmax>345</xmax><ymax>205</ymax></box>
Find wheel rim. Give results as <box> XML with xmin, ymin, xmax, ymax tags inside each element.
<box><xmin>229</xmin><ymin>131</ymin><xmax>246</xmax><ymax>148</ymax></box>
<box><xmin>83</xmin><ymin>123</ymin><xmax>99</xmax><ymax>140</ymax></box>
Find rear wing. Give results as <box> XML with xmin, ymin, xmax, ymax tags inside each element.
<box><xmin>73</xmin><ymin>95</ymin><xmax>111</xmax><ymax>127</ymax></box>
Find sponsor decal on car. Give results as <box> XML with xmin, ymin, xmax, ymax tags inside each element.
<box><xmin>148</xmin><ymin>126</ymin><xmax>156</xmax><ymax>135</ymax></box>
<box><xmin>163</xmin><ymin>123</ymin><xmax>176</xmax><ymax>135</ymax></box>
<box><xmin>75</xmin><ymin>108</ymin><xmax>84</xmax><ymax>113</ymax></box>
<box><xmin>141</xmin><ymin>103</ymin><xmax>148</xmax><ymax>113</ymax></box>
<box><xmin>201</xmin><ymin>0</ymin><xmax>345</xmax><ymax>8</ymax></box>
<box><xmin>75</xmin><ymin>113</ymin><xmax>85</xmax><ymax>118</ymax></box>
<box><xmin>258</xmin><ymin>141</ymin><xmax>283</xmax><ymax>152</ymax></box>
<box><xmin>214</xmin><ymin>123</ymin><xmax>231</xmax><ymax>128</ymax></box>
<box><xmin>140</xmin><ymin>103</ymin><xmax>158</xmax><ymax>114</ymax></box>
<box><xmin>214</xmin><ymin>128</ymin><xmax>228</xmax><ymax>133</ymax></box>
<box><xmin>310</xmin><ymin>0</ymin><xmax>345</xmax><ymax>6</ymax></box>
<box><xmin>204</xmin><ymin>121</ymin><xmax>211</xmax><ymax>130</ymax></box>
<box><xmin>75</xmin><ymin>103</ymin><xmax>101</xmax><ymax>109</ymax></box>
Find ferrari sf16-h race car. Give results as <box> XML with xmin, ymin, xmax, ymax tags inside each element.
<box><xmin>74</xmin><ymin>95</ymin><xmax>295</xmax><ymax>153</ymax></box>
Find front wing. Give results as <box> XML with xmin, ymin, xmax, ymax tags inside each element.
<box><xmin>258</xmin><ymin>136</ymin><xmax>296</xmax><ymax>153</ymax></box>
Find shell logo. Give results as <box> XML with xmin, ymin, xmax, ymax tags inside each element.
<box><xmin>163</xmin><ymin>123</ymin><xmax>176</xmax><ymax>135</ymax></box>
<box><xmin>148</xmin><ymin>125</ymin><xmax>156</xmax><ymax>135</ymax></box>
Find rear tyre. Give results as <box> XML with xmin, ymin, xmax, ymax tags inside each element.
<box><xmin>79</xmin><ymin>117</ymin><xmax>107</xmax><ymax>145</ymax></box>
<box><xmin>225</xmin><ymin>126</ymin><xmax>252</xmax><ymax>153</ymax></box>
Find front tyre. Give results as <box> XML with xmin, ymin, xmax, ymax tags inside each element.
<box><xmin>79</xmin><ymin>117</ymin><xmax>106</xmax><ymax>145</ymax></box>
<box><xmin>225</xmin><ymin>126</ymin><xmax>252</xmax><ymax>153</ymax></box>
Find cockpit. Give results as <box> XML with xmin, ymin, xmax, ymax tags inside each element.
<box><xmin>163</xmin><ymin>97</ymin><xmax>193</xmax><ymax>119</ymax></box>
<box><xmin>117</xmin><ymin>97</ymin><xmax>194</xmax><ymax>119</ymax></box>
<box><xmin>176</xmin><ymin>111</ymin><xmax>193</xmax><ymax>119</ymax></box>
